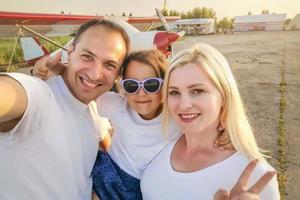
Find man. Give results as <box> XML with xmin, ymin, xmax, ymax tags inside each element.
<box><xmin>0</xmin><ymin>19</ymin><xmax>129</xmax><ymax>199</ymax></box>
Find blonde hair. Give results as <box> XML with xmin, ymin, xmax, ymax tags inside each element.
<box><xmin>162</xmin><ymin>43</ymin><xmax>265</xmax><ymax>161</ymax></box>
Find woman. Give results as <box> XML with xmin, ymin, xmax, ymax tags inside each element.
<box><xmin>140</xmin><ymin>43</ymin><xmax>280</xmax><ymax>200</ymax></box>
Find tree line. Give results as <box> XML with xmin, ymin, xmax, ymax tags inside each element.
<box><xmin>119</xmin><ymin>7</ymin><xmax>291</xmax><ymax>31</ymax></box>
<box><xmin>162</xmin><ymin>7</ymin><xmax>233</xmax><ymax>30</ymax></box>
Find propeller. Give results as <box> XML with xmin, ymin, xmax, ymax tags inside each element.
<box><xmin>155</xmin><ymin>8</ymin><xmax>170</xmax><ymax>32</ymax></box>
<box><xmin>153</xmin><ymin>8</ymin><xmax>184</xmax><ymax>54</ymax></box>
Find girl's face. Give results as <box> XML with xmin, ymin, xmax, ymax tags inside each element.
<box><xmin>123</xmin><ymin>60</ymin><xmax>163</xmax><ymax>120</ymax></box>
<box><xmin>167</xmin><ymin>63</ymin><xmax>223</xmax><ymax>135</ymax></box>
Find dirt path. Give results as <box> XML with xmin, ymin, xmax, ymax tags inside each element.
<box><xmin>283</xmin><ymin>34</ymin><xmax>300</xmax><ymax>200</ymax></box>
<box><xmin>174</xmin><ymin>31</ymin><xmax>300</xmax><ymax>199</ymax></box>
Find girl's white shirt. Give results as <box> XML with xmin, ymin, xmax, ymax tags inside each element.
<box><xmin>96</xmin><ymin>92</ymin><xmax>180</xmax><ymax>179</ymax></box>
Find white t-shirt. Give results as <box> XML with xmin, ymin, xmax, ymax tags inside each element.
<box><xmin>141</xmin><ymin>139</ymin><xmax>280</xmax><ymax>200</ymax></box>
<box><xmin>96</xmin><ymin>92</ymin><xmax>180</xmax><ymax>179</ymax></box>
<box><xmin>0</xmin><ymin>74</ymin><xmax>100</xmax><ymax>200</ymax></box>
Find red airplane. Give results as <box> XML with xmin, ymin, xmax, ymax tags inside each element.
<box><xmin>0</xmin><ymin>9</ymin><xmax>184</xmax><ymax>69</ymax></box>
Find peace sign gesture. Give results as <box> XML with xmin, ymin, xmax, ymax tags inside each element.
<box><xmin>214</xmin><ymin>160</ymin><xmax>276</xmax><ymax>200</ymax></box>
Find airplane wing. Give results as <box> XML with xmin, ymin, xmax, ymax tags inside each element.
<box><xmin>0</xmin><ymin>11</ymin><xmax>105</xmax><ymax>37</ymax></box>
<box><xmin>0</xmin><ymin>11</ymin><xmax>180</xmax><ymax>37</ymax></box>
<box><xmin>0</xmin><ymin>10</ymin><xmax>184</xmax><ymax>69</ymax></box>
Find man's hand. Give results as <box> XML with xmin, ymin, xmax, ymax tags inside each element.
<box><xmin>32</xmin><ymin>51</ymin><xmax>67</xmax><ymax>80</ymax></box>
<box><xmin>214</xmin><ymin>160</ymin><xmax>276</xmax><ymax>200</ymax></box>
<box><xmin>88</xmin><ymin>101</ymin><xmax>113</xmax><ymax>152</ymax></box>
<box><xmin>214</xmin><ymin>130</ymin><xmax>235</xmax><ymax>151</ymax></box>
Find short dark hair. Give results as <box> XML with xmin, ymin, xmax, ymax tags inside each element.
<box><xmin>121</xmin><ymin>49</ymin><xmax>168</xmax><ymax>79</ymax></box>
<box><xmin>73</xmin><ymin>19</ymin><xmax>130</xmax><ymax>57</ymax></box>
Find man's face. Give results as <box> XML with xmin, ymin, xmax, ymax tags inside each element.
<box><xmin>64</xmin><ymin>26</ymin><xmax>126</xmax><ymax>104</ymax></box>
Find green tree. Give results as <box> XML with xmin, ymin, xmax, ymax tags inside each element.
<box><xmin>261</xmin><ymin>10</ymin><xmax>269</xmax><ymax>14</ymax></box>
<box><xmin>169</xmin><ymin>10</ymin><xmax>180</xmax><ymax>16</ymax></box>
<box><xmin>180</xmin><ymin>7</ymin><xmax>216</xmax><ymax>19</ymax></box>
<box><xmin>284</xmin><ymin>18</ymin><xmax>291</xmax><ymax>29</ymax></box>
<box><xmin>162</xmin><ymin>8</ymin><xmax>169</xmax><ymax>16</ymax></box>
<box><xmin>217</xmin><ymin>17</ymin><xmax>234</xmax><ymax>30</ymax></box>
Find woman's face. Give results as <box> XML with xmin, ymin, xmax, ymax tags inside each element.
<box><xmin>123</xmin><ymin>60</ymin><xmax>163</xmax><ymax>120</ymax></box>
<box><xmin>167</xmin><ymin>63</ymin><xmax>223</xmax><ymax>135</ymax></box>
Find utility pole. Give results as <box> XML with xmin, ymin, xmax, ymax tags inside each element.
<box><xmin>163</xmin><ymin>0</ymin><xmax>167</xmax><ymax>10</ymax></box>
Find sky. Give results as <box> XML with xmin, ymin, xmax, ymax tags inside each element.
<box><xmin>1</xmin><ymin>0</ymin><xmax>299</xmax><ymax>19</ymax></box>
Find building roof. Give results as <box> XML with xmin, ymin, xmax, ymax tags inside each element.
<box><xmin>234</xmin><ymin>14</ymin><xmax>286</xmax><ymax>23</ymax></box>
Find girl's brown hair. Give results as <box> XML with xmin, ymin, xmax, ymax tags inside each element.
<box><xmin>121</xmin><ymin>49</ymin><xmax>168</xmax><ymax>79</ymax></box>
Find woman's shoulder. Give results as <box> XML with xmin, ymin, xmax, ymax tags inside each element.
<box><xmin>232</xmin><ymin>152</ymin><xmax>275</xmax><ymax>172</ymax></box>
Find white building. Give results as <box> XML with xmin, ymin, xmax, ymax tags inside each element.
<box><xmin>289</xmin><ymin>13</ymin><xmax>300</xmax><ymax>30</ymax></box>
<box><xmin>170</xmin><ymin>18</ymin><xmax>215</xmax><ymax>35</ymax></box>
<box><xmin>234</xmin><ymin>14</ymin><xmax>286</xmax><ymax>31</ymax></box>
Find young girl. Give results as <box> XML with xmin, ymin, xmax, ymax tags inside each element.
<box><xmin>91</xmin><ymin>50</ymin><xmax>180</xmax><ymax>199</ymax></box>
<box><xmin>140</xmin><ymin>43</ymin><xmax>280</xmax><ymax>200</ymax></box>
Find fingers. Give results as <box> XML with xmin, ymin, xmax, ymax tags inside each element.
<box><xmin>236</xmin><ymin>160</ymin><xmax>258</xmax><ymax>188</ymax></box>
<box><xmin>232</xmin><ymin>192</ymin><xmax>260</xmax><ymax>200</ymax></box>
<box><xmin>32</xmin><ymin>56</ymin><xmax>50</xmax><ymax>79</ymax></box>
<box><xmin>214</xmin><ymin>131</ymin><xmax>235</xmax><ymax>151</ymax></box>
<box><xmin>88</xmin><ymin>101</ymin><xmax>99</xmax><ymax>122</ymax></box>
<box><xmin>92</xmin><ymin>192</ymin><xmax>100</xmax><ymax>200</ymax></box>
<box><xmin>214</xmin><ymin>189</ymin><xmax>229</xmax><ymax>200</ymax></box>
<box><xmin>226</xmin><ymin>160</ymin><xmax>275</xmax><ymax>200</ymax></box>
<box><xmin>214</xmin><ymin>136</ymin><xmax>230</xmax><ymax>147</ymax></box>
<box><xmin>215</xmin><ymin>140</ymin><xmax>235</xmax><ymax>151</ymax></box>
<box><xmin>33</xmin><ymin>51</ymin><xmax>65</xmax><ymax>80</ymax></box>
<box><xmin>248</xmin><ymin>171</ymin><xmax>276</xmax><ymax>194</ymax></box>
<box><xmin>99</xmin><ymin>133</ymin><xmax>111</xmax><ymax>152</ymax></box>
<box><xmin>47</xmin><ymin>51</ymin><xmax>62</xmax><ymax>69</ymax></box>
<box><xmin>228</xmin><ymin>160</ymin><xmax>258</xmax><ymax>199</ymax></box>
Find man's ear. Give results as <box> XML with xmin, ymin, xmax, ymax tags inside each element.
<box><xmin>67</xmin><ymin>44</ymin><xmax>75</xmax><ymax>63</ymax></box>
<box><xmin>68</xmin><ymin>43</ymin><xmax>75</xmax><ymax>55</ymax></box>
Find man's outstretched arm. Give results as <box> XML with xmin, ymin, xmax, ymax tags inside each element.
<box><xmin>0</xmin><ymin>75</ymin><xmax>27</xmax><ymax>132</ymax></box>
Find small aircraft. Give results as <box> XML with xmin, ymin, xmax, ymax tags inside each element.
<box><xmin>0</xmin><ymin>9</ymin><xmax>184</xmax><ymax>71</ymax></box>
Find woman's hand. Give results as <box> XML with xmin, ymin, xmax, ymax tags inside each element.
<box><xmin>214</xmin><ymin>160</ymin><xmax>276</xmax><ymax>200</ymax></box>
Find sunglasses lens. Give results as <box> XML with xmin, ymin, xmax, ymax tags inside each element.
<box><xmin>123</xmin><ymin>80</ymin><xmax>139</xmax><ymax>93</ymax></box>
<box><xmin>144</xmin><ymin>79</ymin><xmax>161</xmax><ymax>93</ymax></box>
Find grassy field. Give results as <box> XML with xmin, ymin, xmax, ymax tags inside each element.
<box><xmin>0</xmin><ymin>36</ymin><xmax>71</xmax><ymax>71</ymax></box>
